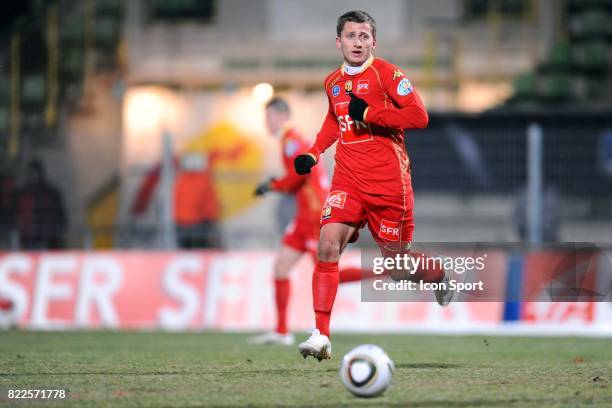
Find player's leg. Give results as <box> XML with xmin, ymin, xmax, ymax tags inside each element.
<box><xmin>307</xmin><ymin>254</ymin><xmax>363</xmax><ymax>283</ymax></box>
<box><xmin>0</xmin><ymin>297</ymin><xmax>14</xmax><ymax>329</ymax></box>
<box><xmin>249</xmin><ymin>244</ymin><xmax>302</xmax><ymax>345</ymax></box>
<box><xmin>299</xmin><ymin>222</ymin><xmax>357</xmax><ymax>360</ymax></box>
<box><xmin>314</xmin><ymin>222</ymin><xmax>358</xmax><ymax>333</ymax></box>
<box><xmin>338</xmin><ymin>266</ymin><xmax>365</xmax><ymax>282</ymax></box>
<box><xmin>306</xmin><ymin>220</ymin><xmax>364</xmax><ymax>284</ymax></box>
<box><xmin>299</xmin><ymin>187</ymin><xmax>364</xmax><ymax>360</ymax></box>
<box><xmin>272</xmin><ymin>244</ymin><xmax>302</xmax><ymax>337</ymax></box>
<box><xmin>364</xmin><ymin>191</ymin><xmax>453</xmax><ymax>305</ymax></box>
<box><xmin>250</xmin><ymin>221</ymin><xmax>305</xmax><ymax>346</ymax></box>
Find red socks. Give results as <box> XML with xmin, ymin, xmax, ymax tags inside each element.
<box><xmin>276</xmin><ymin>265</ymin><xmax>359</xmax><ymax>337</ymax></box>
<box><xmin>338</xmin><ymin>267</ymin><xmax>363</xmax><ymax>283</ymax></box>
<box><xmin>312</xmin><ymin>261</ymin><xmax>339</xmax><ymax>337</ymax></box>
<box><xmin>274</xmin><ymin>279</ymin><xmax>290</xmax><ymax>334</ymax></box>
<box><xmin>0</xmin><ymin>298</ymin><xmax>12</xmax><ymax>311</ymax></box>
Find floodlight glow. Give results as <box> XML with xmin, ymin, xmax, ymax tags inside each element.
<box><xmin>125</xmin><ymin>90</ymin><xmax>166</xmax><ymax>135</ymax></box>
<box><xmin>251</xmin><ymin>83</ymin><xmax>274</xmax><ymax>103</ymax></box>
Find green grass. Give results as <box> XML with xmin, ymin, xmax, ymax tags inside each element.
<box><xmin>0</xmin><ymin>331</ymin><xmax>611</xmax><ymax>407</ymax></box>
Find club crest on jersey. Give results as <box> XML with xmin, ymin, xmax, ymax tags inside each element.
<box><xmin>322</xmin><ymin>206</ymin><xmax>332</xmax><ymax>220</ymax></box>
<box><xmin>393</xmin><ymin>69</ymin><xmax>404</xmax><ymax>80</ymax></box>
<box><xmin>397</xmin><ymin>78</ymin><xmax>413</xmax><ymax>96</ymax></box>
<box><xmin>326</xmin><ymin>190</ymin><xmax>347</xmax><ymax>209</ymax></box>
<box><xmin>332</xmin><ymin>85</ymin><xmax>340</xmax><ymax>97</ymax></box>
<box><xmin>344</xmin><ymin>80</ymin><xmax>353</xmax><ymax>94</ymax></box>
<box><xmin>378</xmin><ymin>219</ymin><xmax>401</xmax><ymax>242</ymax></box>
<box><xmin>356</xmin><ymin>80</ymin><xmax>369</xmax><ymax>94</ymax></box>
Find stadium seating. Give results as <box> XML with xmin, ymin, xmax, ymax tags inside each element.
<box><xmin>510</xmin><ymin>1</ymin><xmax>612</xmax><ymax>106</ymax></box>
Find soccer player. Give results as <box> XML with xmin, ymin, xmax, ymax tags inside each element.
<box><xmin>250</xmin><ymin>97</ymin><xmax>364</xmax><ymax>345</ymax></box>
<box><xmin>294</xmin><ymin>11</ymin><xmax>454</xmax><ymax>360</ymax></box>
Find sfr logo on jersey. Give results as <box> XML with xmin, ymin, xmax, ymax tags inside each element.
<box><xmin>356</xmin><ymin>80</ymin><xmax>369</xmax><ymax>94</ymax></box>
<box><xmin>334</xmin><ymin>101</ymin><xmax>373</xmax><ymax>144</ymax></box>
<box><xmin>326</xmin><ymin>191</ymin><xmax>347</xmax><ymax>209</ymax></box>
<box><xmin>378</xmin><ymin>219</ymin><xmax>400</xmax><ymax>241</ymax></box>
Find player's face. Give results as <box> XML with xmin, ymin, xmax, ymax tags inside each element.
<box><xmin>265</xmin><ymin>108</ymin><xmax>285</xmax><ymax>136</ymax></box>
<box><xmin>336</xmin><ymin>21</ymin><xmax>376</xmax><ymax>67</ymax></box>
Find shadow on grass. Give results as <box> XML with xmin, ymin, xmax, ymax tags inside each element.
<box><xmin>324</xmin><ymin>362</ymin><xmax>460</xmax><ymax>373</ymax></box>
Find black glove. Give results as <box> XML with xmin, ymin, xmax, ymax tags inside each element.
<box><xmin>348</xmin><ymin>92</ymin><xmax>368</xmax><ymax>122</ymax></box>
<box><xmin>294</xmin><ymin>154</ymin><xmax>316</xmax><ymax>175</ymax></box>
<box><xmin>254</xmin><ymin>180</ymin><xmax>272</xmax><ymax>196</ymax></box>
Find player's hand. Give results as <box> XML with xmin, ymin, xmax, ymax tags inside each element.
<box><xmin>294</xmin><ymin>154</ymin><xmax>316</xmax><ymax>175</ymax></box>
<box><xmin>348</xmin><ymin>92</ymin><xmax>368</xmax><ymax>122</ymax></box>
<box><xmin>254</xmin><ymin>180</ymin><xmax>272</xmax><ymax>196</ymax></box>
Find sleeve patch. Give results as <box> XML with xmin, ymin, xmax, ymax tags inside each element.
<box><xmin>397</xmin><ymin>78</ymin><xmax>413</xmax><ymax>96</ymax></box>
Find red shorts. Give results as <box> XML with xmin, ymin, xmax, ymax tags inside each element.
<box><xmin>282</xmin><ymin>217</ymin><xmax>319</xmax><ymax>257</ymax></box>
<box><xmin>320</xmin><ymin>182</ymin><xmax>414</xmax><ymax>252</ymax></box>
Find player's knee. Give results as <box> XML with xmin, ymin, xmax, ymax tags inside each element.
<box><xmin>318</xmin><ymin>238</ymin><xmax>341</xmax><ymax>262</ymax></box>
<box><xmin>273</xmin><ymin>260</ymin><xmax>291</xmax><ymax>279</ymax></box>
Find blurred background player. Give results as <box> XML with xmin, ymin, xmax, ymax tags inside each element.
<box><xmin>294</xmin><ymin>10</ymin><xmax>452</xmax><ymax>360</ymax></box>
<box><xmin>250</xmin><ymin>97</ymin><xmax>364</xmax><ymax>345</ymax></box>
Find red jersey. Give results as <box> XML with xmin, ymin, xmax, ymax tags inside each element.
<box><xmin>307</xmin><ymin>56</ymin><xmax>428</xmax><ymax>196</ymax></box>
<box><xmin>270</xmin><ymin>125</ymin><xmax>329</xmax><ymax>223</ymax></box>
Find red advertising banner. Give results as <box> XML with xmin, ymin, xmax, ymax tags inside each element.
<box><xmin>0</xmin><ymin>251</ymin><xmax>503</xmax><ymax>331</ymax></box>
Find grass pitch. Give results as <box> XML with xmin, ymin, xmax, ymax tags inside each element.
<box><xmin>0</xmin><ymin>331</ymin><xmax>610</xmax><ymax>407</ymax></box>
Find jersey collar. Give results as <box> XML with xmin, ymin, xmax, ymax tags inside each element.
<box><xmin>341</xmin><ymin>55</ymin><xmax>374</xmax><ymax>76</ymax></box>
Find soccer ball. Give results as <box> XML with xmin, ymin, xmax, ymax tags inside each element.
<box><xmin>340</xmin><ymin>344</ymin><xmax>395</xmax><ymax>398</ymax></box>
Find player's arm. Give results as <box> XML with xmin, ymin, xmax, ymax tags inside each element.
<box><xmin>295</xmin><ymin>98</ymin><xmax>339</xmax><ymax>175</ymax></box>
<box><xmin>270</xmin><ymin>139</ymin><xmax>307</xmax><ymax>193</ymax></box>
<box><xmin>255</xmin><ymin>137</ymin><xmax>309</xmax><ymax>196</ymax></box>
<box><xmin>349</xmin><ymin>68</ymin><xmax>428</xmax><ymax>130</ymax></box>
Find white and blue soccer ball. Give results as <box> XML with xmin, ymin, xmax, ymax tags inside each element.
<box><xmin>340</xmin><ymin>344</ymin><xmax>395</xmax><ymax>398</ymax></box>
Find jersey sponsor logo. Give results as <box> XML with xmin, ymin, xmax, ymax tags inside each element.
<box><xmin>338</xmin><ymin>113</ymin><xmax>367</xmax><ymax>132</ymax></box>
<box><xmin>378</xmin><ymin>219</ymin><xmax>401</xmax><ymax>242</ymax></box>
<box><xmin>397</xmin><ymin>78</ymin><xmax>413</xmax><ymax>96</ymax></box>
<box><xmin>325</xmin><ymin>190</ymin><xmax>347</xmax><ymax>209</ymax></box>
<box><xmin>392</xmin><ymin>69</ymin><xmax>404</xmax><ymax>80</ymax></box>
<box><xmin>321</xmin><ymin>206</ymin><xmax>332</xmax><ymax>220</ymax></box>
<box><xmin>334</xmin><ymin>102</ymin><xmax>373</xmax><ymax>144</ymax></box>
<box><xmin>332</xmin><ymin>85</ymin><xmax>340</xmax><ymax>97</ymax></box>
<box><xmin>344</xmin><ymin>80</ymin><xmax>353</xmax><ymax>93</ymax></box>
<box><xmin>356</xmin><ymin>80</ymin><xmax>369</xmax><ymax>94</ymax></box>
<box><xmin>284</xmin><ymin>140</ymin><xmax>299</xmax><ymax>157</ymax></box>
